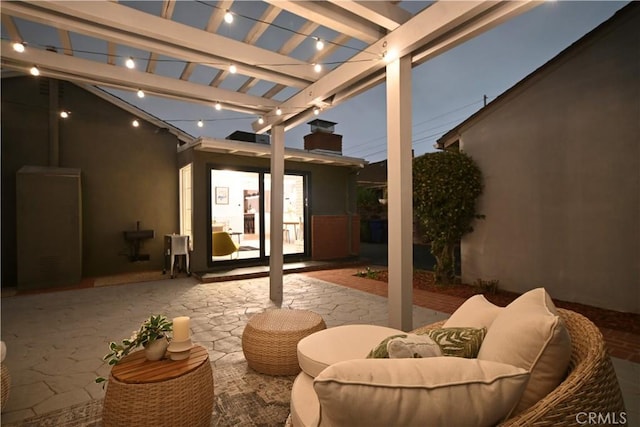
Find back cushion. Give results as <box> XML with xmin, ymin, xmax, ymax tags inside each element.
<box><xmin>444</xmin><ymin>294</ymin><xmax>503</xmax><ymax>329</ymax></box>
<box><xmin>477</xmin><ymin>288</ymin><xmax>572</xmax><ymax>414</ymax></box>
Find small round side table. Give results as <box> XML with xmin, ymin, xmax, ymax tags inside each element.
<box><xmin>242</xmin><ymin>309</ymin><xmax>326</xmax><ymax>375</ymax></box>
<box><xmin>102</xmin><ymin>345</ymin><xmax>213</xmax><ymax>427</ymax></box>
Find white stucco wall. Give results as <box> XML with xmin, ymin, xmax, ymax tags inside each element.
<box><xmin>458</xmin><ymin>7</ymin><xmax>639</xmax><ymax>313</ymax></box>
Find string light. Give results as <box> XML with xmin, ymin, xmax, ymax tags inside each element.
<box><xmin>137</xmin><ymin>89</ymin><xmax>145</xmax><ymax>98</ymax></box>
<box><xmin>132</xmin><ymin>119</ymin><xmax>140</xmax><ymax>127</ymax></box>
<box><xmin>12</xmin><ymin>42</ymin><xmax>25</xmax><ymax>53</ymax></box>
<box><xmin>313</xmin><ymin>107</ymin><xmax>320</xmax><ymax>116</ymax></box>
<box><xmin>276</xmin><ymin>108</ymin><xmax>282</xmax><ymax>116</ymax></box>
<box><xmin>313</xmin><ymin>63</ymin><xmax>322</xmax><ymax>73</ymax></box>
<box><xmin>315</xmin><ymin>38</ymin><xmax>324</xmax><ymax>51</ymax></box>
<box><xmin>229</xmin><ymin>64</ymin><xmax>237</xmax><ymax>74</ymax></box>
<box><xmin>197</xmin><ymin>119</ymin><xmax>204</xmax><ymax>128</ymax></box>
<box><xmin>224</xmin><ymin>10</ymin><xmax>234</xmax><ymax>24</ymax></box>
<box><xmin>125</xmin><ymin>57</ymin><xmax>135</xmax><ymax>69</ymax></box>
<box><xmin>30</xmin><ymin>66</ymin><xmax>40</xmax><ymax>76</ymax></box>
<box><xmin>258</xmin><ymin>116</ymin><xmax>264</xmax><ymax>125</ymax></box>
<box><xmin>214</xmin><ymin>102</ymin><xmax>222</xmax><ymax>111</ymax></box>
<box><xmin>60</xmin><ymin>111</ymin><xmax>70</xmax><ymax>118</ymax></box>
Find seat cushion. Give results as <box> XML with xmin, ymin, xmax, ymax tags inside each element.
<box><xmin>313</xmin><ymin>357</ymin><xmax>529</xmax><ymax>427</ymax></box>
<box><xmin>444</xmin><ymin>294</ymin><xmax>503</xmax><ymax>329</ymax></box>
<box><xmin>290</xmin><ymin>372</ymin><xmax>319</xmax><ymax>427</ymax></box>
<box><xmin>297</xmin><ymin>324</ymin><xmax>402</xmax><ymax>378</ymax></box>
<box><xmin>477</xmin><ymin>287</ymin><xmax>572</xmax><ymax>414</ymax></box>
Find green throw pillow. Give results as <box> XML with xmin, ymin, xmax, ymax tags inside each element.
<box><xmin>418</xmin><ymin>327</ymin><xmax>487</xmax><ymax>358</ymax></box>
<box><xmin>367</xmin><ymin>334</ymin><xmax>408</xmax><ymax>358</ymax></box>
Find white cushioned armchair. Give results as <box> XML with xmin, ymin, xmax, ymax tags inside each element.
<box><xmin>290</xmin><ymin>289</ymin><xmax>626</xmax><ymax>427</ymax></box>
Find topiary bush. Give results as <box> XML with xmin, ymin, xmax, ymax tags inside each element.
<box><xmin>413</xmin><ymin>151</ymin><xmax>483</xmax><ymax>284</ymax></box>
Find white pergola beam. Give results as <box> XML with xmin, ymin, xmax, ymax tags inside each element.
<box><xmin>1</xmin><ymin>41</ymin><xmax>276</xmax><ymax>115</ymax></box>
<box><xmin>1</xmin><ymin>1</ymin><xmax>315</xmax><ymax>88</ymax></box>
<box><xmin>328</xmin><ymin>0</ymin><xmax>412</xmax><ymax>31</ymax></box>
<box><xmin>252</xmin><ymin>1</ymin><xmax>498</xmax><ymax>133</ymax></box>
<box><xmin>263</xmin><ymin>0</ymin><xmax>385</xmax><ymax>44</ymax></box>
<box><xmin>386</xmin><ymin>54</ymin><xmax>413</xmax><ymax>331</ymax></box>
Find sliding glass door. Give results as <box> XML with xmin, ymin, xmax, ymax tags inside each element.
<box><xmin>209</xmin><ymin>166</ymin><xmax>307</xmax><ymax>265</ymax></box>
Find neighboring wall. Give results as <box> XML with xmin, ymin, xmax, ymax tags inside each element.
<box><xmin>455</xmin><ymin>7</ymin><xmax>639</xmax><ymax>313</ymax></box>
<box><xmin>1</xmin><ymin>77</ymin><xmax>179</xmax><ymax>283</ymax></box>
<box><xmin>178</xmin><ymin>148</ymin><xmax>359</xmax><ymax>273</ymax></box>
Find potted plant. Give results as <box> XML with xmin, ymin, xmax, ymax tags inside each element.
<box><xmin>96</xmin><ymin>315</ymin><xmax>173</xmax><ymax>385</ymax></box>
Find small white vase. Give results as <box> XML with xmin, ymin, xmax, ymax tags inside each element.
<box><xmin>144</xmin><ymin>337</ymin><xmax>169</xmax><ymax>361</ymax></box>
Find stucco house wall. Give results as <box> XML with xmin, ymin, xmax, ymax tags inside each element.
<box><xmin>1</xmin><ymin>76</ymin><xmax>180</xmax><ymax>283</ymax></box>
<box><xmin>440</xmin><ymin>5</ymin><xmax>639</xmax><ymax>313</ymax></box>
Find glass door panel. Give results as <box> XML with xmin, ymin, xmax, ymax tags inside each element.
<box><xmin>264</xmin><ymin>173</ymin><xmax>305</xmax><ymax>256</ymax></box>
<box><xmin>210</xmin><ymin>169</ymin><xmax>261</xmax><ymax>262</ymax></box>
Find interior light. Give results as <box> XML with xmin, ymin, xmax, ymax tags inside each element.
<box><xmin>258</xmin><ymin>117</ymin><xmax>264</xmax><ymax>125</ymax></box>
<box><xmin>215</xmin><ymin>102</ymin><xmax>222</xmax><ymax>111</ymax></box>
<box><xmin>197</xmin><ymin>120</ymin><xmax>204</xmax><ymax>128</ymax></box>
<box><xmin>137</xmin><ymin>89</ymin><xmax>145</xmax><ymax>98</ymax></box>
<box><xmin>276</xmin><ymin>108</ymin><xmax>282</xmax><ymax>116</ymax></box>
<box><xmin>125</xmin><ymin>57</ymin><xmax>135</xmax><ymax>69</ymax></box>
<box><xmin>12</xmin><ymin>42</ymin><xmax>25</xmax><ymax>53</ymax></box>
<box><xmin>60</xmin><ymin>111</ymin><xmax>70</xmax><ymax>119</ymax></box>
<box><xmin>313</xmin><ymin>63</ymin><xmax>322</xmax><ymax>73</ymax></box>
<box><xmin>132</xmin><ymin>119</ymin><xmax>140</xmax><ymax>127</ymax></box>
<box><xmin>315</xmin><ymin>38</ymin><xmax>324</xmax><ymax>51</ymax></box>
<box><xmin>30</xmin><ymin>66</ymin><xmax>40</xmax><ymax>76</ymax></box>
<box><xmin>224</xmin><ymin>11</ymin><xmax>234</xmax><ymax>24</ymax></box>
<box><xmin>229</xmin><ymin>64</ymin><xmax>237</xmax><ymax>74</ymax></box>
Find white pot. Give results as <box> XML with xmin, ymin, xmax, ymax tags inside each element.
<box><xmin>144</xmin><ymin>337</ymin><xmax>169</xmax><ymax>361</ymax></box>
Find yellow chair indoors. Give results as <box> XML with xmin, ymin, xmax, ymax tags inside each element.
<box><xmin>212</xmin><ymin>231</ymin><xmax>240</xmax><ymax>259</ymax></box>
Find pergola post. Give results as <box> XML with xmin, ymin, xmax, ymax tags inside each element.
<box><xmin>386</xmin><ymin>54</ymin><xmax>413</xmax><ymax>331</ymax></box>
<box><xmin>269</xmin><ymin>124</ymin><xmax>285</xmax><ymax>303</ymax></box>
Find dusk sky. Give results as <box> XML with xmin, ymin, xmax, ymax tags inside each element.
<box><xmin>105</xmin><ymin>1</ymin><xmax>630</xmax><ymax>163</ymax></box>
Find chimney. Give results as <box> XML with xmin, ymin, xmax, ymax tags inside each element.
<box><xmin>304</xmin><ymin>119</ymin><xmax>342</xmax><ymax>154</ymax></box>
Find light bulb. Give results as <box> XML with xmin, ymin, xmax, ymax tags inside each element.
<box><xmin>125</xmin><ymin>57</ymin><xmax>135</xmax><ymax>69</ymax></box>
<box><xmin>229</xmin><ymin>64</ymin><xmax>237</xmax><ymax>74</ymax></box>
<box><xmin>224</xmin><ymin>11</ymin><xmax>233</xmax><ymax>24</ymax></box>
<box><xmin>13</xmin><ymin>42</ymin><xmax>25</xmax><ymax>53</ymax></box>
<box><xmin>313</xmin><ymin>63</ymin><xmax>322</xmax><ymax>73</ymax></box>
<box><xmin>197</xmin><ymin>120</ymin><xmax>204</xmax><ymax>128</ymax></box>
<box><xmin>30</xmin><ymin>66</ymin><xmax>40</xmax><ymax>76</ymax></box>
<box><xmin>313</xmin><ymin>108</ymin><xmax>320</xmax><ymax>116</ymax></box>
<box><xmin>137</xmin><ymin>89</ymin><xmax>145</xmax><ymax>98</ymax></box>
<box><xmin>276</xmin><ymin>108</ymin><xmax>282</xmax><ymax>116</ymax></box>
<box><xmin>315</xmin><ymin>39</ymin><xmax>324</xmax><ymax>51</ymax></box>
<box><xmin>132</xmin><ymin>119</ymin><xmax>140</xmax><ymax>127</ymax></box>
<box><xmin>258</xmin><ymin>117</ymin><xmax>264</xmax><ymax>125</ymax></box>
<box><xmin>215</xmin><ymin>102</ymin><xmax>222</xmax><ymax>111</ymax></box>
<box><xmin>60</xmin><ymin>111</ymin><xmax>70</xmax><ymax>119</ymax></box>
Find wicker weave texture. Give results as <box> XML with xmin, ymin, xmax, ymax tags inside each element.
<box><xmin>1</xmin><ymin>363</ymin><xmax>10</xmax><ymax>411</ymax></box>
<box><xmin>242</xmin><ymin>309</ymin><xmax>326</xmax><ymax>375</ymax></box>
<box><xmin>415</xmin><ymin>309</ymin><xmax>626</xmax><ymax>426</ymax></box>
<box><xmin>102</xmin><ymin>357</ymin><xmax>213</xmax><ymax>427</ymax></box>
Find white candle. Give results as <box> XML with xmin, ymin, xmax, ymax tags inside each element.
<box><xmin>173</xmin><ymin>316</ymin><xmax>190</xmax><ymax>341</ymax></box>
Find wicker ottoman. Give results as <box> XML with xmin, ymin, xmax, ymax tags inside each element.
<box><xmin>242</xmin><ymin>309</ymin><xmax>326</xmax><ymax>375</ymax></box>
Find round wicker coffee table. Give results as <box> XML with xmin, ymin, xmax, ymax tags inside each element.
<box><xmin>242</xmin><ymin>309</ymin><xmax>326</xmax><ymax>375</ymax></box>
<box><xmin>102</xmin><ymin>345</ymin><xmax>213</xmax><ymax>427</ymax></box>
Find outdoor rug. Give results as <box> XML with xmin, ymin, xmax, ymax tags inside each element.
<box><xmin>3</xmin><ymin>362</ymin><xmax>295</xmax><ymax>427</ymax></box>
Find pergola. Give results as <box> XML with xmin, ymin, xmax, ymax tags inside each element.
<box><xmin>1</xmin><ymin>0</ymin><xmax>538</xmax><ymax>331</ymax></box>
